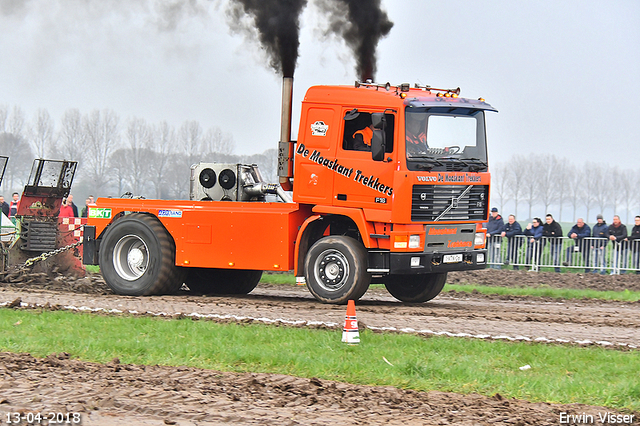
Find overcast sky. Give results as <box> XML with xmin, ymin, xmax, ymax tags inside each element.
<box><xmin>1</xmin><ymin>0</ymin><xmax>638</xmax><ymax>169</ymax></box>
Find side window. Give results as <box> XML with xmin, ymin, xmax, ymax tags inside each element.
<box><xmin>342</xmin><ymin>110</ymin><xmax>395</xmax><ymax>153</ymax></box>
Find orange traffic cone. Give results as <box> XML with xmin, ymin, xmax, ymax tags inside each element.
<box><xmin>341</xmin><ymin>300</ymin><xmax>360</xmax><ymax>344</ymax></box>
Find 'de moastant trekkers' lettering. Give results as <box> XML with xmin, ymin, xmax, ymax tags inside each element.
<box><xmin>434</xmin><ymin>173</ymin><xmax>482</xmax><ymax>183</ymax></box>
<box><xmin>296</xmin><ymin>144</ymin><xmax>393</xmax><ymax>197</ymax></box>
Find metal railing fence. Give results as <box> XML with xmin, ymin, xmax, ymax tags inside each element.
<box><xmin>486</xmin><ymin>235</ymin><xmax>640</xmax><ymax>274</ymax></box>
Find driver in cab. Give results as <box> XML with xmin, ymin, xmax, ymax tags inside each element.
<box><xmin>405</xmin><ymin>112</ymin><xmax>428</xmax><ymax>155</ymax></box>
<box><xmin>344</xmin><ymin>109</ymin><xmax>374</xmax><ymax>151</ymax></box>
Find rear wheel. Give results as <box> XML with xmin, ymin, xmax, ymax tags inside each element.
<box><xmin>304</xmin><ymin>236</ymin><xmax>371</xmax><ymax>304</ymax></box>
<box><xmin>186</xmin><ymin>268</ymin><xmax>262</xmax><ymax>294</ymax></box>
<box><xmin>99</xmin><ymin>213</ymin><xmax>184</xmax><ymax>295</ymax></box>
<box><xmin>384</xmin><ymin>273</ymin><xmax>447</xmax><ymax>303</ymax></box>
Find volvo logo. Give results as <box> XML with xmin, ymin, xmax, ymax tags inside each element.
<box><xmin>451</xmin><ymin>197</ymin><xmax>459</xmax><ymax>209</ymax></box>
<box><xmin>420</xmin><ymin>193</ymin><xmax>427</xmax><ymax>201</ymax></box>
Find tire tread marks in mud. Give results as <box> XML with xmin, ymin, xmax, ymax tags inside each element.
<box><xmin>99</xmin><ymin>213</ymin><xmax>184</xmax><ymax>296</ymax></box>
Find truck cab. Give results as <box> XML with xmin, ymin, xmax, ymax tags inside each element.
<box><xmin>291</xmin><ymin>83</ymin><xmax>494</xmax><ymax>302</ymax></box>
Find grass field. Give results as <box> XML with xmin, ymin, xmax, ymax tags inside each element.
<box><xmin>1</xmin><ymin>308</ymin><xmax>639</xmax><ymax>411</ymax></box>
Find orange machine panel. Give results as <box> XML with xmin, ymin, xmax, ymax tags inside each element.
<box><xmin>89</xmin><ymin>199</ymin><xmax>312</xmax><ymax>271</ymax></box>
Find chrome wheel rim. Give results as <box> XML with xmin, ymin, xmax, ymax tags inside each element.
<box><xmin>313</xmin><ymin>249</ymin><xmax>349</xmax><ymax>292</ymax></box>
<box><xmin>113</xmin><ymin>234</ymin><xmax>149</xmax><ymax>280</ymax></box>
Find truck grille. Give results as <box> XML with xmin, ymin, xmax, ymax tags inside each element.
<box><xmin>411</xmin><ymin>184</ymin><xmax>489</xmax><ymax>222</ymax></box>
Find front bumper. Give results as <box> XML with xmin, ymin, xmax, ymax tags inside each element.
<box><xmin>368</xmin><ymin>249</ymin><xmax>487</xmax><ymax>275</ymax></box>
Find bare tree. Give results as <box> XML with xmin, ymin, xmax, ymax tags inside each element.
<box><xmin>164</xmin><ymin>154</ymin><xmax>190</xmax><ymax>199</ymax></box>
<box><xmin>490</xmin><ymin>163</ymin><xmax>509</xmax><ymax>213</ymax></box>
<box><xmin>56</xmin><ymin>109</ymin><xmax>85</xmax><ymax>163</ymax></box>
<box><xmin>583</xmin><ymin>162</ymin><xmax>604</xmax><ymax>219</ymax></box>
<box><xmin>535</xmin><ymin>154</ymin><xmax>561</xmax><ymax>215</ymax></box>
<box><xmin>109</xmin><ymin>148</ymin><xmax>131</xmax><ymax>197</ymax></box>
<box><xmin>178</xmin><ymin>120</ymin><xmax>202</xmax><ymax>167</ymax></box>
<box><xmin>0</xmin><ymin>106</ymin><xmax>31</xmax><ymax>193</ymax></box>
<box><xmin>609</xmin><ymin>169</ymin><xmax>625</xmax><ymax>218</ymax></box>
<box><xmin>592</xmin><ymin>163</ymin><xmax>610</xmax><ymax>216</ymax></box>
<box><xmin>124</xmin><ymin>118</ymin><xmax>153</xmax><ymax>195</ymax></box>
<box><xmin>30</xmin><ymin>108</ymin><xmax>55</xmax><ymax>158</ymax></box>
<box><xmin>0</xmin><ymin>133</ymin><xmax>34</xmax><ymax>193</ymax></box>
<box><xmin>202</xmin><ymin>126</ymin><xmax>235</xmax><ymax>155</ymax></box>
<box><xmin>509</xmin><ymin>155</ymin><xmax>533</xmax><ymax>219</ymax></box>
<box><xmin>148</xmin><ymin>121</ymin><xmax>176</xmax><ymax>199</ymax></box>
<box><xmin>0</xmin><ymin>105</ymin><xmax>7</xmax><ymax>133</ymax></box>
<box><xmin>7</xmin><ymin>106</ymin><xmax>26</xmax><ymax>136</ymax></box>
<box><xmin>84</xmin><ymin>109</ymin><xmax>120</xmax><ymax>195</ymax></box>
<box><xmin>565</xmin><ymin>163</ymin><xmax>582</xmax><ymax>221</ymax></box>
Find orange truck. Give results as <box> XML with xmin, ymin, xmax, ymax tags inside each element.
<box><xmin>84</xmin><ymin>79</ymin><xmax>496</xmax><ymax>304</ymax></box>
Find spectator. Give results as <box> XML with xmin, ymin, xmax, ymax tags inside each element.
<box><xmin>486</xmin><ymin>207</ymin><xmax>504</xmax><ymax>268</ymax></box>
<box><xmin>59</xmin><ymin>198</ymin><xmax>74</xmax><ymax>218</ymax></box>
<box><xmin>67</xmin><ymin>194</ymin><xmax>79</xmax><ymax>217</ymax></box>
<box><xmin>524</xmin><ymin>217</ymin><xmax>544</xmax><ymax>266</ymax></box>
<box><xmin>608</xmin><ymin>215</ymin><xmax>628</xmax><ymax>273</ymax></box>
<box><xmin>80</xmin><ymin>197</ymin><xmax>92</xmax><ymax>218</ymax></box>
<box><xmin>9</xmin><ymin>192</ymin><xmax>19</xmax><ymax>220</ymax></box>
<box><xmin>562</xmin><ymin>218</ymin><xmax>592</xmax><ymax>272</ymax></box>
<box><xmin>0</xmin><ymin>196</ymin><xmax>9</xmax><ymax>217</ymax></box>
<box><xmin>501</xmin><ymin>214</ymin><xmax>523</xmax><ymax>269</ymax></box>
<box><xmin>627</xmin><ymin>215</ymin><xmax>640</xmax><ymax>274</ymax></box>
<box><xmin>542</xmin><ymin>213</ymin><xmax>563</xmax><ymax>272</ymax></box>
<box><xmin>591</xmin><ymin>214</ymin><xmax>609</xmax><ymax>274</ymax></box>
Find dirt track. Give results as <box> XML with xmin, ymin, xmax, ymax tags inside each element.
<box><xmin>1</xmin><ymin>269</ymin><xmax>639</xmax><ymax>425</ymax></box>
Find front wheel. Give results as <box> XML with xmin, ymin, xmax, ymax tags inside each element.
<box><xmin>384</xmin><ymin>273</ymin><xmax>447</xmax><ymax>303</ymax></box>
<box><xmin>99</xmin><ymin>213</ymin><xmax>184</xmax><ymax>295</ymax></box>
<box><xmin>304</xmin><ymin>236</ymin><xmax>371</xmax><ymax>304</ymax></box>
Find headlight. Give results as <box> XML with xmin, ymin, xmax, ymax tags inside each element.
<box><xmin>475</xmin><ymin>232</ymin><xmax>486</xmax><ymax>246</ymax></box>
<box><xmin>408</xmin><ymin>235</ymin><xmax>421</xmax><ymax>249</ymax></box>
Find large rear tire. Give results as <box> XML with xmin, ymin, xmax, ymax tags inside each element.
<box><xmin>99</xmin><ymin>213</ymin><xmax>184</xmax><ymax>295</ymax></box>
<box><xmin>384</xmin><ymin>273</ymin><xmax>447</xmax><ymax>303</ymax></box>
<box><xmin>304</xmin><ymin>236</ymin><xmax>371</xmax><ymax>304</ymax></box>
<box><xmin>186</xmin><ymin>268</ymin><xmax>262</xmax><ymax>295</ymax></box>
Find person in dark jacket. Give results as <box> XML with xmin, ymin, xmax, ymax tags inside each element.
<box><xmin>542</xmin><ymin>213</ymin><xmax>563</xmax><ymax>272</ymax></box>
<box><xmin>486</xmin><ymin>207</ymin><xmax>505</xmax><ymax>268</ymax></box>
<box><xmin>0</xmin><ymin>196</ymin><xmax>9</xmax><ymax>217</ymax></box>
<box><xmin>562</xmin><ymin>218</ymin><xmax>592</xmax><ymax>272</ymax></box>
<box><xmin>608</xmin><ymin>215</ymin><xmax>628</xmax><ymax>273</ymax></box>
<box><xmin>501</xmin><ymin>214</ymin><xmax>523</xmax><ymax>269</ymax></box>
<box><xmin>524</xmin><ymin>217</ymin><xmax>544</xmax><ymax>266</ymax></box>
<box><xmin>591</xmin><ymin>214</ymin><xmax>609</xmax><ymax>274</ymax></box>
<box><xmin>627</xmin><ymin>215</ymin><xmax>640</xmax><ymax>274</ymax></box>
<box><xmin>67</xmin><ymin>194</ymin><xmax>79</xmax><ymax>217</ymax></box>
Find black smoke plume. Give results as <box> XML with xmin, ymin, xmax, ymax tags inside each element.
<box><xmin>227</xmin><ymin>0</ymin><xmax>308</xmax><ymax>78</ymax></box>
<box><xmin>317</xmin><ymin>0</ymin><xmax>393</xmax><ymax>81</ymax></box>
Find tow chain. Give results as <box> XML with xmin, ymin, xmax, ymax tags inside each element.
<box><xmin>13</xmin><ymin>224</ymin><xmax>86</xmax><ymax>272</ymax></box>
<box><xmin>22</xmin><ymin>240</ymin><xmax>84</xmax><ymax>268</ymax></box>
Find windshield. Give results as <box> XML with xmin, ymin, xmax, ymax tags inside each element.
<box><xmin>405</xmin><ymin>107</ymin><xmax>488</xmax><ymax>172</ymax></box>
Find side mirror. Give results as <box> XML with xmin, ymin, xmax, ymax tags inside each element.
<box><xmin>371</xmin><ymin>113</ymin><xmax>386</xmax><ymax>161</ymax></box>
<box><xmin>371</xmin><ymin>130</ymin><xmax>385</xmax><ymax>161</ymax></box>
<box><xmin>371</xmin><ymin>112</ymin><xmax>386</xmax><ymax>129</ymax></box>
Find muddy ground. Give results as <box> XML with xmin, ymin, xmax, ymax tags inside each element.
<box><xmin>1</xmin><ymin>269</ymin><xmax>639</xmax><ymax>425</ymax></box>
